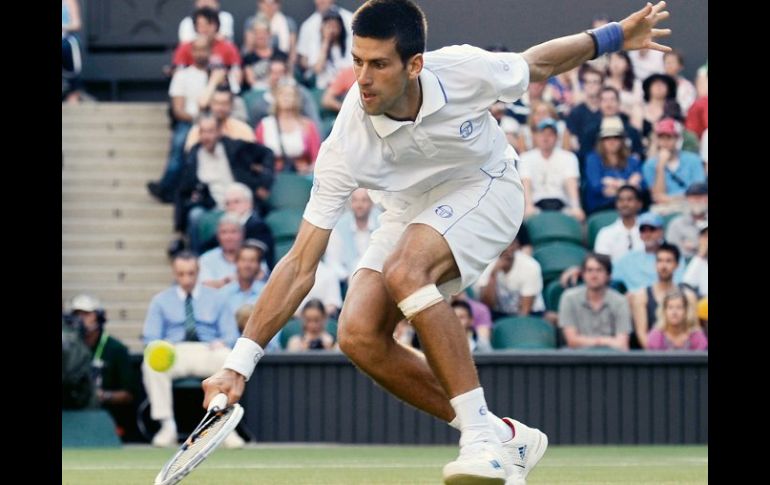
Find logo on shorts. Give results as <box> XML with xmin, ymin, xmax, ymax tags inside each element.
<box><xmin>435</xmin><ymin>205</ymin><xmax>453</xmax><ymax>218</ymax></box>
<box><xmin>479</xmin><ymin>405</ymin><xmax>488</xmax><ymax>416</ymax></box>
<box><xmin>460</xmin><ymin>120</ymin><xmax>473</xmax><ymax>138</ymax></box>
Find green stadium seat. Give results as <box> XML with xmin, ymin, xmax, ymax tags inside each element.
<box><xmin>196</xmin><ymin>209</ymin><xmax>225</xmax><ymax>247</ymax></box>
<box><xmin>326</xmin><ymin>318</ymin><xmax>338</xmax><ymax>342</ymax></box>
<box><xmin>491</xmin><ymin>316</ymin><xmax>557</xmax><ymax>349</ymax></box>
<box><xmin>267</xmin><ymin>173</ymin><xmax>314</xmax><ymax>211</ymax></box>
<box><xmin>273</xmin><ymin>239</ymin><xmax>294</xmax><ymax>262</ymax></box>
<box><xmin>543</xmin><ymin>279</ymin><xmax>566</xmax><ymax>312</ymax></box>
<box><xmin>533</xmin><ymin>241</ymin><xmax>588</xmax><ymax>284</ymax></box>
<box><xmin>525</xmin><ymin>211</ymin><xmax>583</xmax><ymax>247</ymax></box>
<box><xmin>586</xmin><ymin>209</ymin><xmax>618</xmax><ymax>249</ymax></box>
<box><xmin>279</xmin><ymin>318</ymin><xmax>303</xmax><ymax>348</ymax></box>
<box><xmin>265</xmin><ymin>208</ymin><xmax>304</xmax><ymax>240</ymax></box>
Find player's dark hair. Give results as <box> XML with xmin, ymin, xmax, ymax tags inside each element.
<box><xmin>352</xmin><ymin>0</ymin><xmax>427</xmax><ymax>65</ymax></box>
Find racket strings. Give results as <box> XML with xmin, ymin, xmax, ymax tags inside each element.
<box><xmin>166</xmin><ymin>408</ymin><xmax>234</xmax><ymax>475</ymax></box>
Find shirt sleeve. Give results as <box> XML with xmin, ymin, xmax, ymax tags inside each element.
<box><xmin>479</xmin><ymin>49</ymin><xmax>531</xmax><ymax>103</ymax></box>
<box><xmin>142</xmin><ymin>295</ymin><xmax>165</xmax><ymax>345</ymax></box>
<box><xmin>520</xmin><ymin>258</ymin><xmax>543</xmax><ymax>297</ymax></box>
<box><xmin>303</xmin><ymin>139</ymin><xmax>358</xmax><ymax>230</ymax></box>
<box><xmin>557</xmin><ymin>291</ymin><xmax>577</xmax><ymax>328</ymax></box>
<box><xmin>613</xmin><ymin>293</ymin><xmax>632</xmax><ymax>335</ymax></box>
<box><xmin>564</xmin><ymin>151</ymin><xmax>580</xmax><ymax>179</ymax></box>
<box><xmin>168</xmin><ymin>71</ymin><xmax>184</xmax><ymax>97</ymax></box>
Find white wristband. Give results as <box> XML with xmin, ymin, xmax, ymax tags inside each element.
<box><xmin>223</xmin><ymin>338</ymin><xmax>264</xmax><ymax>381</ymax></box>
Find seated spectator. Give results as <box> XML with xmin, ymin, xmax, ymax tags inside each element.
<box><xmin>198</xmin><ymin>182</ymin><xmax>276</xmax><ymax>267</ymax></box>
<box><xmin>185</xmin><ymin>88</ymin><xmax>256</xmax><ymax>151</ymax></box>
<box><xmin>451</xmin><ymin>300</ymin><xmax>479</xmax><ymax>353</ymax></box>
<box><xmin>450</xmin><ymin>292</ymin><xmax>493</xmax><ymax>352</ymax></box>
<box><xmin>629</xmin><ymin>48</ymin><xmax>665</xmax><ymax>83</ymax></box>
<box><xmin>628</xmin><ymin>243</ymin><xmax>697</xmax><ymax>349</ymax></box>
<box><xmin>255</xmin><ymin>83</ymin><xmax>321</xmax><ymax>175</ymax></box>
<box><xmin>604</xmin><ymin>51</ymin><xmax>644</xmax><ymax>125</ymax></box>
<box><xmin>474</xmin><ymin>239</ymin><xmax>545</xmax><ymax>320</ymax></box>
<box><xmin>594</xmin><ymin>185</ymin><xmax>645</xmax><ymax>262</ymax></box>
<box><xmin>174</xmin><ymin>114</ymin><xmax>274</xmax><ymax>246</ymax></box>
<box><xmin>141</xmin><ymin>251</ymin><xmax>241</xmax><ymax>448</ymax></box>
<box><xmin>584</xmin><ymin>116</ymin><xmax>644</xmax><ymax>214</ymax></box>
<box><xmin>558</xmin><ymin>253</ymin><xmax>631</xmax><ymax>350</ymax></box>
<box><xmin>296</xmin><ymin>1</ymin><xmax>353</xmax><ymax>88</ymax></box>
<box><xmin>148</xmin><ymin>36</ymin><xmax>215</xmax><ymax>203</ymax></box>
<box><xmin>243</xmin><ymin>0</ymin><xmax>296</xmax><ymax>65</ymax></box>
<box><xmin>612</xmin><ymin>212</ymin><xmax>685</xmax><ymax>292</ymax></box>
<box><xmin>520</xmin><ymin>118</ymin><xmax>585</xmax><ymax>222</ymax></box>
<box><xmin>242</xmin><ymin>19</ymin><xmax>289</xmax><ymax>91</ymax></box>
<box><xmin>321</xmin><ymin>66</ymin><xmax>356</xmax><ymax>114</ymax></box>
<box><xmin>173</xmin><ymin>8</ymin><xmax>241</xmax><ymax>89</ymax></box>
<box><xmin>665</xmin><ymin>182</ymin><xmax>708</xmax><ymax>259</ymax></box>
<box><xmin>646</xmin><ymin>289</ymin><xmax>708</xmax><ymax>351</ymax></box>
<box><xmin>565</xmin><ymin>65</ymin><xmax>603</xmax><ymax>164</ymax></box>
<box><xmin>198</xmin><ymin>214</ymin><xmax>244</xmax><ymax>289</ymax></box>
<box><xmin>325</xmin><ymin>188</ymin><xmax>381</xmax><ymax>286</ymax></box>
<box><xmin>68</xmin><ymin>294</ymin><xmax>137</xmax><ymax>439</ymax></box>
<box><xmin>489</xmin><ymin>101</ymin><xmax>522</xmax><ymax>152</ymax></box>
<box><xmin>178</xmin><ymin>0</ymin><xmax>234</xmax><ymax>43</ymax></box>
<box><xmin>683</xmin><ymin>221</ymin><xmax>708</xmax><ymax>298</ymax></box>
<box><xmin>583</xmin><ymin>87</ymin><xmax>645</xmax><ymax>161</ymax></box>
<box><xmin>663</xmin><ymin>49</ymin><xmax>696</xmax><ymax>116</ymax></box>
<box><xmin>685</xmin><ymin>95</ymin><xmax>708</xmax><ymax>141</ymax></box>
<box><xmin>298</xmin><ymin>259</ymin><xmax>343</xmax><ymax>318</ymax></box>
<box><xmin>244</xmin><ymin>59</ymin><xmax>322</xmax><ymax>131</ymax></box>
<box><xmin>62</xmin><ymin>0</ymin><xmax>83</xmax><ymax>104</ymax></box>
<box><xmin>302</xmin><ymin>7</ymin><xmax>352</xmax><ymax>90</ymax></box>
<box><xmin>640</xmin><ymin>73</ymin><xmax>678</xmax><ymax>140</ymax></box>
<box><xmin>287</xmin><ymin>299</ymin><xmax>335</xmax><ymax>351</ymax></box>
<box><xmin>642</xmin><ymin>118</ymin><xmax>706</xmax><ymax>213</ymax></box>
<box><xmin>218</xmin><ymin>239</ymin><xmax>267</xmax><ymax>312</ymax></box>
<box><xmin>515</xmin><ymin>100</ymin><xmax>566</xmax><ymax>155</ymax></box>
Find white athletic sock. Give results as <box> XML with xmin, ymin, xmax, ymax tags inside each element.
<box><xmin>448</xmin><ymin>411</ymin><xmax>514</xmax><ymax>442</ymax></box>
<box><xmin>449</xmin><ymin>387</ymin><xmax>496</xmax><ymax>447</ymax></box>
<box><xmin>161</xmin><ymin>418</ymin><xmax>176</xmax><ymax>430</ymax></box>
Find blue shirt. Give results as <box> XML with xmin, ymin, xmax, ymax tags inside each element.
<box><xmin>142</xmin><ymin>285</ymin><xmax>239</xmax><ymax>347</ymax></box>
<box><xmin>198</xmin><ymin>248</ymin><xmax>236</xmax><ymax>284</ymax></box>
<box><xmin>612</xmin><ymin>251</ymin><xmax>685</xmax><ymax>292</ymax></box>
<box><xmin>584</xmin><ymin>152</ymin><xmax>643</xmax><ymax>213</ymax></box>
<box><xmin>642</xmin><ymin>151</ymin><xmax>705</xmax><ymax>196</ymax></box>
<box><xmin>218</xmin><ymin>279</ymin><xmax>283</xmax><ymax>352</ymax></box>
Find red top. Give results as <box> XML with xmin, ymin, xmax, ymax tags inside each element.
<box><xmin>173</xmin><ymin>38</ymin><xmax>241</xmax><ymax>67</ymax></box>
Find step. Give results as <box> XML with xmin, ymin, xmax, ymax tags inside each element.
<box><xmin>61</xmin><ymin>189</ymin><xmax>164</xmax><ymax>204</ymax></box>
<box><xmin>62</xmin><ymin>176</ymin><xmax>157</xmax><ymax>190</ymax></box>
<box><xmin>62</xmin><ymin>220</ymin><xmax>174</xmax><ymax>237</ymax></box>
<box><xmin>62</xmin><ymin>265</ymin><xmax>172</xmax><ymax>285</ymax></box>
<box><xmin>62</xmin><ymin>146</ymin><xmax>167</xmax><ymax>158</ymax></box>
<box><xmin>61</xmin><ymin>203</ymin><xmax>173</xmax><ymax>220</ymax></box>
<box><xmin>62</xmin><ymin>158</ymin><xmax>165</xmax><ymax>173</ymax></box>
<box><xmin>62</xmin><ymin>283</ymin><xmax>167</xmax><ymax>303</ymax></box>
<box><xmin>62</xmin><ymin>250</ymin><xmax>170</xmax><ymax>266</ymax></box>
<box><xmin>62</xmin><ymin>234</ymin><xmax>171</xmax><ymax>252</ymax></box>
<box><xmin>62</xmin><ymin>102</ymin><xmax>167</xmax><ymax>113</ymax></box>
<box><xmin>61</xmin><ymin>131</ymin><xmax>170</xmax><ymax>144</ymax></box>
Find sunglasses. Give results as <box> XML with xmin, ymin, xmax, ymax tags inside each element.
<box><xmin>639</xmin><ymin>225</ymin><xmax>660</xmax><ymax>232</ymax></box>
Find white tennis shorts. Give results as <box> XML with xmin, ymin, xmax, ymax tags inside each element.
<box><xmin>357</xmin><ymin>157</ymin><xmax>525</xmax><ymax>297</ymax></box>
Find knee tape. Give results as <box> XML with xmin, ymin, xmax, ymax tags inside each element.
<box><xmin>397</xmin><ymin>284</ymin><xmax>445</xmax><ymax>321</ymax></box>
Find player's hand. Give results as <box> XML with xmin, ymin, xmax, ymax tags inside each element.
<box><xmin>202</xmin><ymin>368</ymin><xmax>245</xmax><ymax>409</ymax></box>
<box><xmin>620</xmin><ymin>1</ymin><xmax>672</xmax><ymax>53</ymax></box>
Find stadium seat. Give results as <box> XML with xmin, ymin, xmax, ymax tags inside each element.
<box><xmin>265</xmin><ymin>208</ymin><xmax>304</xmax><ymax>240</ymax></box>
<box><xmin>273</xmin><ymin>239</ymin><xmax>294</xmax><ymax>262</ymax></box>
<box><xmin>196</xmin><ymin>209</ymin><xmax>225</xmax><ymax>247</ymax></box>
<box><xmin>543</xmin><ymin>279</ymin><xmax>567</xmax><ymax>312</ymax></box>
<box><xmin>533</xmin><ymin>241</ymin><xmax>588</xmax><ymax>284</ymax></box>
<box><xmin>326</xmin><ymin>318</ymin><xmax>338</xmax><ymax>342</ymax></box>
<box><xmin>279</xmin><ymin>318</ymin><xmax>303</xmax><ymax>348</ymax></box>
<box><xmin>586</xmin><ymin>209</ymin><xmax>618</xmax><ymax>248</ymax></box>
<box><xmin>491</xmin><ymin>316</ymin><xmax>556</xmax><ymax>349</ymax></box>
<box><xmin>525</xmin><ymin>211</ymin><xmax>583</xmax><ymax>247</ymax></box>
<box><xmin>267</xmin><ymin>173</ymin><xmax>314</xmax><ymax>211</ymax></box>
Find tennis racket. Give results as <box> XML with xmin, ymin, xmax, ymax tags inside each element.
<box><xmin>154</xmin><ymin>393</ymin><xmax>244</xmax><ymax>485</ymax></box>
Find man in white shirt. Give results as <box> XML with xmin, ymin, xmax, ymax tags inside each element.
<box><xmin>178</xmin><ymin>0</ymin><xmax>234</xmax><ymax>43</ymax></box>
<box><xmin>520</xmin><ymin>118</ymin><xmax>585</xmax><ymax>221</ymax></box>
<box><xmin>201</xmin><ymin>2</ymin><xmax>672</xmax><ymax>483</ymax></box>
<box><xmin>594</xmin><ymin>185</ymin><xmax>645</xmax><ymax>262</ymax></box>
<box><xmin>325</xmin><ymin>188</ymin><xmax>381</xmax><ymax>285</ymax></box>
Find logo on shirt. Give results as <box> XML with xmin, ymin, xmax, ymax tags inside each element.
<box><xmin>435</xmin><ymin>205</ymin><xmax>454</xmax><ymax>218</ymax></box>
<box><xmin>460</xmin><ymin>120</ymin><xmax>473</xmax><ymax>138</ymax></box>
<box><xmin>479</xmin><ymin>405</ymin><xmax>488</xmax><ymax>416</ymax></box>
<box><xmin>499</xmin><ymin>59</ymin><xmax>510</xmax><ymax>71</ymax></box>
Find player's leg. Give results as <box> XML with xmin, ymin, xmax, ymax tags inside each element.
<box><xmin>337</xmin><ymin>268</ymin><xmax>455</xmax><ymax>423</ymax></box>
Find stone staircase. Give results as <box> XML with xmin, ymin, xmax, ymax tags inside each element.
<box><xmin>62</xmin><ymin>103</ymin><xmax>175</xmax><ymax>353</ymax></box>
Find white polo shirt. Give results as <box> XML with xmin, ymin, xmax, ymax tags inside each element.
<box><xmin>593</xmin><ymin>218</ymin><xmax>645</xmax><ymax>262</ymax></box>
<box><xmin>303</xmin><ymin>45</ymin><xmax>530</xmax><ymax>230</ymax></box>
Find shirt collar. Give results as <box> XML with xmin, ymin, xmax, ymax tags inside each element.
<box><xmin>368</xmin><ymin>68</ymin><xmax>447</xmax><ymax>139</ymax></box>
<box><xmin>176</xmin><ymin>285</ymin><xmax>201</xmax><ymax>301</ymax></box>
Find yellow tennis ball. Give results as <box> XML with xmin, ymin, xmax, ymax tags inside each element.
<box><xmin>145</xmin><ymin>340</ymin><xmax>176</xmax><ymax>372</ymax></box>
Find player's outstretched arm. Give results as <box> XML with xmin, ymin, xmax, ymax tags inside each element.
<box><xmin>522</xmin><ymin>1</ymin><xmax>672</xmax><ymax>82</ymax></box>
<box><xmin>202</xmin><ymin>220</ymin><xmax>332</xmax><ymax>408</ymax></box>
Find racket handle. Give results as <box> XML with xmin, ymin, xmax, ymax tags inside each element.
<box><xmin>208</xmin><ymin>393</ymin><xmax>228</xmax><ymax>412</ymax></box>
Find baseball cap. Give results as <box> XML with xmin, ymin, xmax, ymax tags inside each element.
<box><xmin>696</xmin><ymin>220</ymin><xmax>708</xmax><ymax>233</ymax></box>
<box><xmin>655</xmin><ymin>117</ymin><xmax>680</xmax><ymax>137</ymax></box>
<box><xmin>685</xmin><ymin>182</ymin><xmax>708</xmax><ymax>196</ymax></box>
<box><xmin>71</xmin><ymin>294</ymin><xmax>102</xmax><ymax>312</ymax></box>
<box><xmin>536</xmin><ymin>118</ymin><xmax>558</xmax><ymax>133</ymax></box>
<box><xmin>599</xmin><ymin>116</ymin><xmax>625</xmax><ymax>138</ymax></box>
<box><xmin>637</xmin><ymin>212</ymin><xmax>663</xmax><ymax>229</ymax></box>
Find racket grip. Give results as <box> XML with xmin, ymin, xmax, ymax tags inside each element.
<box><xmin>208</xmin><ymin>393</ymin><xmax>228</xmax><ymax>412</ymax></box>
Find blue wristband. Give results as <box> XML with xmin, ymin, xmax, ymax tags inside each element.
<box><xmin>591</xmin><ymin>22</ymin><xmax>624</xmax><ymax>57</ymax></box>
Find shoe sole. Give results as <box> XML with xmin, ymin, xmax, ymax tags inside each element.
<box><xmin>445</xmin><ymin>475</ymin><xmax>506</xmax><ymax>485</ymax></box>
